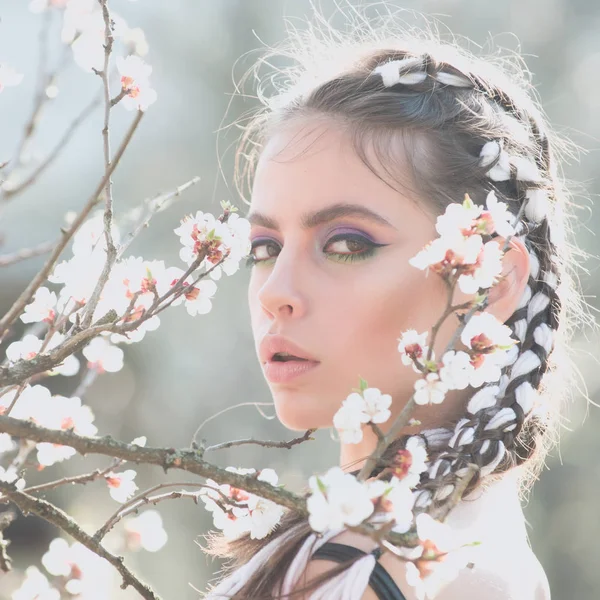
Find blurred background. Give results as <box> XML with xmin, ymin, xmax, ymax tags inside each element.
<box><xmin>0</xmin><ymin>0</ymin><xmax>599</xmax><ymax>598</ymax></box>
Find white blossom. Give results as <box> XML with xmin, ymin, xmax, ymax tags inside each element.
<box><xmin>0</xmin><ymin>465</ymin><xmax>25</xmax><ymax>490</ymax></box>
<box><xmin>116</xmin><ymin>55</ymin><xmax>157</xmax><ymax>111</ymax></box>
<box><xmin>333</xmin><ymin>387</ymin><xmax>391</xmax><ymax>444</ymax></box>
<box><xmin>124</xmin><ymin>510</ymin><xmax>168</xmax><ymax>552</ymax></box>
<box><xmin>41</xmin><ymin>538</ymin><xmax>114</xmax><ymax>597</ymax></box>
<box><xmin>12</xmin><ymin>566</ymin><xmax>60</xmax><ymax>600</ymax></box>
<box><xmin>122</xmin><ymin>26</ymin><xmax>149</xmax><ymax>57</ymax></box>
<box><xmin>83</xmin><ymin>337</ymin><xmax>124</xmax><ymax>373</ymax></box>
<box><xmin>404</xmin><ymin>514</ymin><xmax>481</xmax><ymax>600</ymax></box>
<box><xmin>399</xmin><ymin>437</ymin><xmax>429</xmax><ymax>489</ymax></box>
<box><xmin>435</xmin><ymin>201</ymin><xmax>482</xmax><ymax>238</ymax></box>
<box><xmin>482</xmin><ymin>190</ymin><xmax>516</xmax><ymax>237</ymax></box>
<box><xmin>199</xmin><ymin>467</ymin><xmax>284</xmax><ymax>540</ymax></box>
<box><xmin>461</xmin><ymin>313</ymin><xmax>518</xmax><ymax>386</ymax></box>
<box><xmin>439</xmin><ymin>351</ymin><xmax>474</xmax><ymax>391</ymax></box>
<box><xmin>413</xmin><ymin>373</ymin><xmax>448</xmax><ymax>406</ymax></box>
<box><xmin>164</xmin><ymin>266</ymin><xmax>218</xmax><ymax>316</ymax></box>
<box><xmin>398</xmin><ymin>329</ymin><xmax>432</xmax><ymax>372</ymax></box>
<box><xmin>0</xmin><ymin>433</ymin><xmax>15</xmax><ymax>454</ymax></box>
<box><xmin>307</xmin><ymin>467</ymin><xmax>374</xmax><ymax>533</ymax></box>
<box><xmin>5</xmin><ymin>333</ymin><xmax>79</xmax><ymax>377</ymax></box>
<box><xmin>20</xmin><ymin>287</ymin><xmax>57</xmax><ymax>324</ymax></box>
<box><xmin>457</xmin><ymin>240</ymin><xmax>504</xmax><ymax>295</ymax></box>
<box><xmin>368</xmin><ymin>476</ymin><xmax>416</xmax><ymax>534</ymax></box>
<box><xmin>0</xmin><ymin>384</ymin><xmax>52</xmax><ymax>422</ymax></box>
<box><xmin>409</xmin><ymin>232</ymin><xmax>482</xmax><ymax>274</ymax></box>
<box><xmin>5</xmin><ymin>334</ymin><xmax>43</xmax><ymax>362</ymax></box>
<box><xmin>34</xmin><ymin>396</ymin><xmax>97</xmax><ymax>467</ymax></box>
<box><xmin>105</xmin><ymin>469</ymin><xmax>138</xmax><ymax>503</ymax></box>
<box><xmin>174</xmin><ymin>211</ymin><xmax>251</xmax><ymax>280</ymax></box>
<box><xmin>332</xmin><ymin>396</ymin><xmax>366</xmax><ymax>444</ymax></box>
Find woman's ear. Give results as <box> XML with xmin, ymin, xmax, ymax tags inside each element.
<box><xmin>485</xmin><ymin>236</ymin><xmax>531</xmax><ymax>325</ymax></box>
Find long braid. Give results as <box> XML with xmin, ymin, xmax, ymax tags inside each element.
<box><xmin>367</xmin><ymin>53</ymin><xmax>563</xmax><ymax>509</ymax></box>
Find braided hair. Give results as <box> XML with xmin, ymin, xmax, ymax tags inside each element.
<box><xmin>202</xmin><ymin>16</ymin><xmax>593</xmax><ymax>600</ymax></box>
<box><xmin>362</xmin><ymin>51</ymin><xmax>563</xmax><ymax>509</ymax></box>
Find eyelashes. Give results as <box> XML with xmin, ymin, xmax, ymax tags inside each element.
<box><xmin>245</xmin><ymin>233</ymin><xmax>387</xmax><ymax>267</ymax></box>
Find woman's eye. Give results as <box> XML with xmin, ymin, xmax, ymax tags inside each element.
<box><xmin>246</xmin><ymin>240</ymin><xmax>280</xmax><ymax>266</ymax></box>
<box><xmin>323</xmin><ymin>233</ymin><xmax>384</xmax><ymax>264</ymax></box>
<box><xmin>245</xmin><ymin>234</ymin><xmax>385</xmax><ymax>267</ymax></box>
<box><xmin>324</xmin><ymin>235</ymin><xmax>370</xmax><ymax>255</ymax></box>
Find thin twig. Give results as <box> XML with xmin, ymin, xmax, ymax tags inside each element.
<box><xmin>117</xmin><ymin>176</ymin><xmax>201</xmax><ymax>259</ymax></box>
<box><xmin>0</xmin><ymin>239</ymin><xmax>56</xmax><ymax>267</ymax></box>
<box><xmin>95</xmin><ymin>481</ymin><xmax>207</xmax><ymax>541</ymax></box>
<box><xmin>3</xmin><ymin>91</ymin><xmax>103</xmax><ymax>199</ymax></box>
<box><xmin>22</xmin><ymin>458</ymin><xmax>122</xmax><ymax>495</ymax></box>
<box><xmin>204</xmin><ymin>429</ymin><xmax>316</xmax><ymax>453</ymax></box>
<box><xmin>79</xmin><ymin>0</ymin><xmax>118</xmax><ymax>331</ymax></box>
<box><xmin>0</xmin><ymin>19</ymin><xmax>76</xmax><ymax>204</ymax></box>
<box><xmin>0</xmin><ymin>482</ymin><xmax>160</xmax><ymax>600</ymax></box>
<box><xmin>190</xmin><ymin>402</ymin><xmax>276</xmax><ymax>449</ymax></box>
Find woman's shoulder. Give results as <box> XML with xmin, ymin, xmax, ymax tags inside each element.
<box><xmin>297</xmin><ymin>528</ymin><xmax>551</xmax><ymax>600</ymax></box>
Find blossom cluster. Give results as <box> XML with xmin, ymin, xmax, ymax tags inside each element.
<box><xmin>332</xmin><ymin>383</ymin><xmax>391</xmax><ymax>443</ymax></box>
<box><xmin>26</xmin><ymin>0</ymin><xmax>155</xmax><ymax>110</ymax></box>
<box><xmin>399</xmin><ymin>191</ymin><xmax>520</xmax><ymax>404</ymax></box>
<box><xmin>199</xmin><ymin>467</ymin><xmax>286</xmax><ymax>540</ymax></box>
<box><xmin>307</xmin><ymin>434</ymin><xmax>428</xmax><ymax>532</ymax></box>
<box><xmin>3</xmin><ymin>207</ymin><xmax>250</xmax><ymax>384</ymax></box>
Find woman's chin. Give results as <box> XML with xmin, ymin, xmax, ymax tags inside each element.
<box><xmin>273</xmin><ymin>394</ymin><xmax>330</xmax><ymax>432</ymax></box>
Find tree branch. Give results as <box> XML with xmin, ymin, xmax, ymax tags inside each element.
<box><xmin>22</xmin><ymin>458</ymin><xmax>122</xmax><ymax>495</ymax></box>
<box><xmin>0</xmin><ymin>482</ymin><xmax>160</xmax><ymax>600</ymax></box>
<box><xmin>0</xmin><ymin>239</ymin><xmax>56</xmax><ymax>267</ymax></box>
<box><xmin>204</xmin><ymin>428</ymin><xmax>316</xmax><ymax>453</ymax></box>
<box><xmin>0</xmin><ymin>415</ymin><xmax>306</xmax><ymax>515</ymax></box>
<box><xmin>79</xmin><ymin>0</ymin><xmax>119</xmax><ymax>330</ymax></box>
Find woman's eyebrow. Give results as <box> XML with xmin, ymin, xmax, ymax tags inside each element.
<box><xmin>246</xmin><ymin>202</ymin><xmax>396</xmax><ymax>231</ymax></box>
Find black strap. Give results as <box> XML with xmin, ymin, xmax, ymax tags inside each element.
<box><xmin>312</xmin><ymin>542</ymin><xmax>407</xmax><ymax>600</ymax></box>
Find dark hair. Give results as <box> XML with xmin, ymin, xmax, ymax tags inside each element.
<box><xmin>201</xmin><ymin>6</ymin><xmax>595</xmax><ymax>599</ymax></box>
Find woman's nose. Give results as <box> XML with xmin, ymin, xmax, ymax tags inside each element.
<box><xmin>256</xmin><ymin>248</ymin><xmax>308</xmax><ymax>320</ymax></box>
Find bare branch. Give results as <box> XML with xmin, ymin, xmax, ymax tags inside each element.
<box><xmin>95</xmin><ymin>481</ymin><xmax>207</xmax><ymax>541</ymax></box>
<box><xmin>22</xmin><ymin>458</ymin><xmax>122</xmax><ymax>495</ymax></box>
<box><xmin>204</xmin><ymin>429</ymin><xmax>316</xmax><ymax>453</ymax></box>
<box><xmin>118</xmin><ymin>176</ymin><xmax>201</xmax><ymax>259</ymax></box>
<box><xmin>0</xmin><ymin>110</ymin><xmax>144</xmax><ymax>343</ymax></box>
<box><xmin>0</xmin><ymin>482</ymin><xmax>160</xmax><ymax>600</ymax></box>
<box><xmin>79</xmin><ymin>0</ymin><xmax>119</xmax><ymax>331</ymax></box>
<box><xmin>3</xmin><ymin>91</ymin><xmax>103</xmax><ymax>199</ymax></box>
<box><xmin>0</xmin><ymin>415</ymin><xmax>306</xmax><ymax>515</ymax></box>
<box><xmin>0</xmin><ymin>239</ymin><xmax>56</xmax><ymax>267</ymax></box>
<box><xmin>0</xmin><ymin>22</ymin><xmax>77</xmax><ymax>205</ymax></box>
<box><xmin>190</xmin><ymin>402</ymin><xmax>276</xmax><ymax>448</ymax></box>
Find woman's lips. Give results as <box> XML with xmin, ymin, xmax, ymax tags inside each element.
<box><xmin>262</xmin><ymin>359</ymin><xmax>320</xmax><ymax>384</ymax></box>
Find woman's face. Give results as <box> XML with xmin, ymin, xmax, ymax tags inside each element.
<box><xmin>246</xmin><ymin>119</ymin><xmax>474</xmax><ymax>433</ymax></box>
